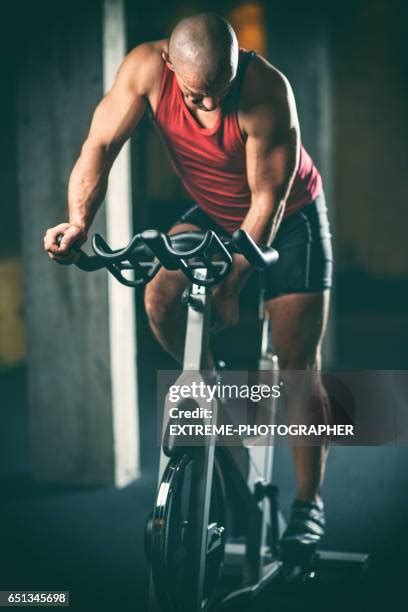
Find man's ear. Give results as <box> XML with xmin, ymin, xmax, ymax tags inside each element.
<box><xmin>162</xmin><ymin>51</ymin><xmax>174</xmax><ymax>72</ymax></box>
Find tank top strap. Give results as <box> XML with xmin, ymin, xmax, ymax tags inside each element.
<box><xmin>224</xmin><ymin>49</ymin><xmax>256</xmax><ymax>113</ymax></box>
<box><xmin>236</xmin><ymin>49</ymin><xmax>257</xmax><ymax>89</ymax></box>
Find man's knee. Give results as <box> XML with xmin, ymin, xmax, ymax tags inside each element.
<box><xmin>278</xmin><ymin>349</ymin><xmax>321</xmax><ymax>372</ymax></box>
<box><xmin>278</xmin><ymin>349</ymin><xmax>325</xmax><ymax>407</ymax></box>
<box><xmin>144</xmin><ymin>276</ymin><xmax>184</xmax><ymax>329</ymax></box>
<box><xmin>266</xmin><ymin>291</ymin><xmax>329</xmax><ymax>370</ymax></box>
<box><xmin>144</xmin><ymin>295</ymin><xmax>165</xmax><ymax>329</ymax></box>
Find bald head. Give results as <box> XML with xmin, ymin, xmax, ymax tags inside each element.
<box><xmin>168</xmin><ymin>13</ymin><xmax>239</xmax><ymax>92</ymax></box>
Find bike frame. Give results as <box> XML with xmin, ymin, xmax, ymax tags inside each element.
<box><xmin>149</xmin><ymin>270</ymin><xmax>282</xmax><ymax>611</ymax></box>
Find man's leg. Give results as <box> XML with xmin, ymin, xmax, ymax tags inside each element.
<box><xmin>265</xmin><ymin>289</ymin><xmax>331</xmax><ymax>504</ymax></box>
<box><xmin>144</xmin><ymin>222</ymin><xmax>215</xmax><ymax>372</ymax></box>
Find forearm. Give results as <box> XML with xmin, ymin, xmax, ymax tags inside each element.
<box><xmin>228</xmin><ymin>129</ymin><xmax>299</xmax><ymax>291</ymax></box>
<box><xmin>249</xmin><ymin>127</ymin><xmax>299</xmax><ymax>245</ymax></box>
<box><xmin>223</xmin><ymin>199</ymin><xmax>283</xmax><ymax>294</ymax></box>
<box><xmin>229</xmin><ymin>162</ymin><xmax>298</xmax><ymax>291</ymax></box>
<box><xmin>68</xmin><ymin>139</ymin><xmax>116</xmax><ymax>232</ymax></box>
<box><xmin>242</xmin><ymin>194</ymin><xmax>284</xmax><ymax>245</ymax></box>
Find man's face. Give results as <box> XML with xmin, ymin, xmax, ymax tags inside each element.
<box><xmin>174</xmin><ymin>65</ymin><xmax>236</xmax><ymax>112</ymax></box>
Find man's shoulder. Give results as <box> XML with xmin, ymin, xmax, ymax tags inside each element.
<box><xmin>117</xmin><ymin>40</ymin><xmax>168</xmax><ymax>95</ymax></box>
<box><xmin>239</xmin><ymin>52</ymin><xmax>297</xmax><ymax>136</ymax></box>
<box><xmin>240</xmin><ymin>52</ymin><xmax>293</xmax><ymax>111</ymax></box>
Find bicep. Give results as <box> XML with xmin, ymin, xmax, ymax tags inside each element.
<box><xmin>246</xmin><ymin>124</ymin><xmax>299</xmax><ymax>201</ymax></box>
<box><xmin>245</xmin><ymin>73</ymin><xmax>300</xmax><ymax>203</ymax></box>
<box><xmin>87</xmin><ymin>66</ymin><xmax>147</xmax><ymax>154</ymax></box>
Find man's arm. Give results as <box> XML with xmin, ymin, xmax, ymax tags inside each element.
<box><xmin>242</xmin><ymin>68</ymin><xmax>299</xmax><ymax>243</ymax></box>
<box><xmin>211</xmin><ymin>60</ymin><xmax>299</xmax><ymax>330</ymax></box>
<box><xmin>44</xmin><ymin>43</ymin><xmax>160</xmax><ymax>263</ymax></box>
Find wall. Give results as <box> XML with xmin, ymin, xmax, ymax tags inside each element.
<box><xmin>331</xmin><ymin>0</ymin><xmax>408</xmax><ymax>367</ymax></box>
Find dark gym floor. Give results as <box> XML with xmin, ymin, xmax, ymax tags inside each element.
<box><xmin>1</xmin><ymin>361</ymin><xmax>408</xmax><ymax>612</ymax></box>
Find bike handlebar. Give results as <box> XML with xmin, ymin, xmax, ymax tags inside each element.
<box><xmin>56</xmin><ymin>228</ymin><xmax>278</xmax><ymax>288</ymax></box>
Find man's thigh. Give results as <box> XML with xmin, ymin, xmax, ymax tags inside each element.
<box><xmin>265</xmin><ymin>290</ymin><xmax>330</xmax><ymax>369</ymax></box>
<box><xmin>144</xmin><ymin>222</ymin><xmax>201</xmax><ymax>310</ymax></box>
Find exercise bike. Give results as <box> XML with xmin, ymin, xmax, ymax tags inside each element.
<box><xmin>142</xmin><ymin>230</ymin><xmax>284</xmax><ymax>612</ymax></box>
<box><xmin>59</xmin><ymin>227</ymin><xmax>369</xmax><ymax>612</ymax></box>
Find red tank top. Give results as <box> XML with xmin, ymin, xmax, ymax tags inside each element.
<box><xmin>154</xmin><ymin>50</ymin><xmax>322</xmax><ymax>233</ymax></box>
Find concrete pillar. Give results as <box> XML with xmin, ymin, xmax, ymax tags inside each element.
<box><xmin>265</xmin><ymin>2</ymin><xmax>332</xmax><ymax>181</ymax></box>
<box><xmin>0</xmin><ymin>33</ymin><xmax>26</xmax><ymax>369</ymax></box>
<box><xmin>16</xmin><ymin>0</ymin><xmax>139</xmax><ymax>486</ymax></box>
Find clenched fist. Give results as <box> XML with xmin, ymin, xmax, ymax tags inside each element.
<box><xmin>44</xmin><ymin>223</ymin><xmax>87</xmax><ymax>265</ymax></box>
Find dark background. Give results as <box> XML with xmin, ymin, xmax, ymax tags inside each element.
<box><xmin>0</xmin><ymin>0</ymin><xmax>407</xmax><ymax>610</ymax></box>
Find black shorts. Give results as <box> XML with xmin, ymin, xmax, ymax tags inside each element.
<box><xmin>172</xmin><ymin>193</ymin><xmax>333</xmax><ymax>301</ymax></box>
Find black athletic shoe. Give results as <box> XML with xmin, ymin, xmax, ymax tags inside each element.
<box><xmin>279</xmin><ymin>499</ymin><xmax>326</xmax><ymax>566</ymax></box>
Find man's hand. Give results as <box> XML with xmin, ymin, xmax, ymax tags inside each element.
<box><xmin>210</xmin><ymin>285</ymin><xmax>239</xmax><ymax>333</ymax></box>
<box><xmin>44</xmin><ymin>223</ymin><xmax>87</xmax><ymax>265</ymax></box>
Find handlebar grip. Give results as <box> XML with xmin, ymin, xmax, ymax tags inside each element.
<box><xmin>56</xmin><ymin>233</ymin><xmax>104</xmax><ymax>272</ymax></box>
<box><xmin>232</xmin><ymin>229</ymin><xmax>279</xmax><ymax>269</ymax></box>
<box><xmin>140</xmin><ymin>230</ymin><xmax>180</xmax><ymax>270</ymax></box>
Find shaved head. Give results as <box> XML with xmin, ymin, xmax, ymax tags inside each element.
<box><xmin>168</xmin><ymin>13</ymin><xmax>239</xmax><ymax>92</ymax></box>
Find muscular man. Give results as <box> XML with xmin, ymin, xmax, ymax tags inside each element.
<box><xmin>44</xmin><ymin>13</ymin><xmax>332</xmax><ymax>560</ymax></box>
